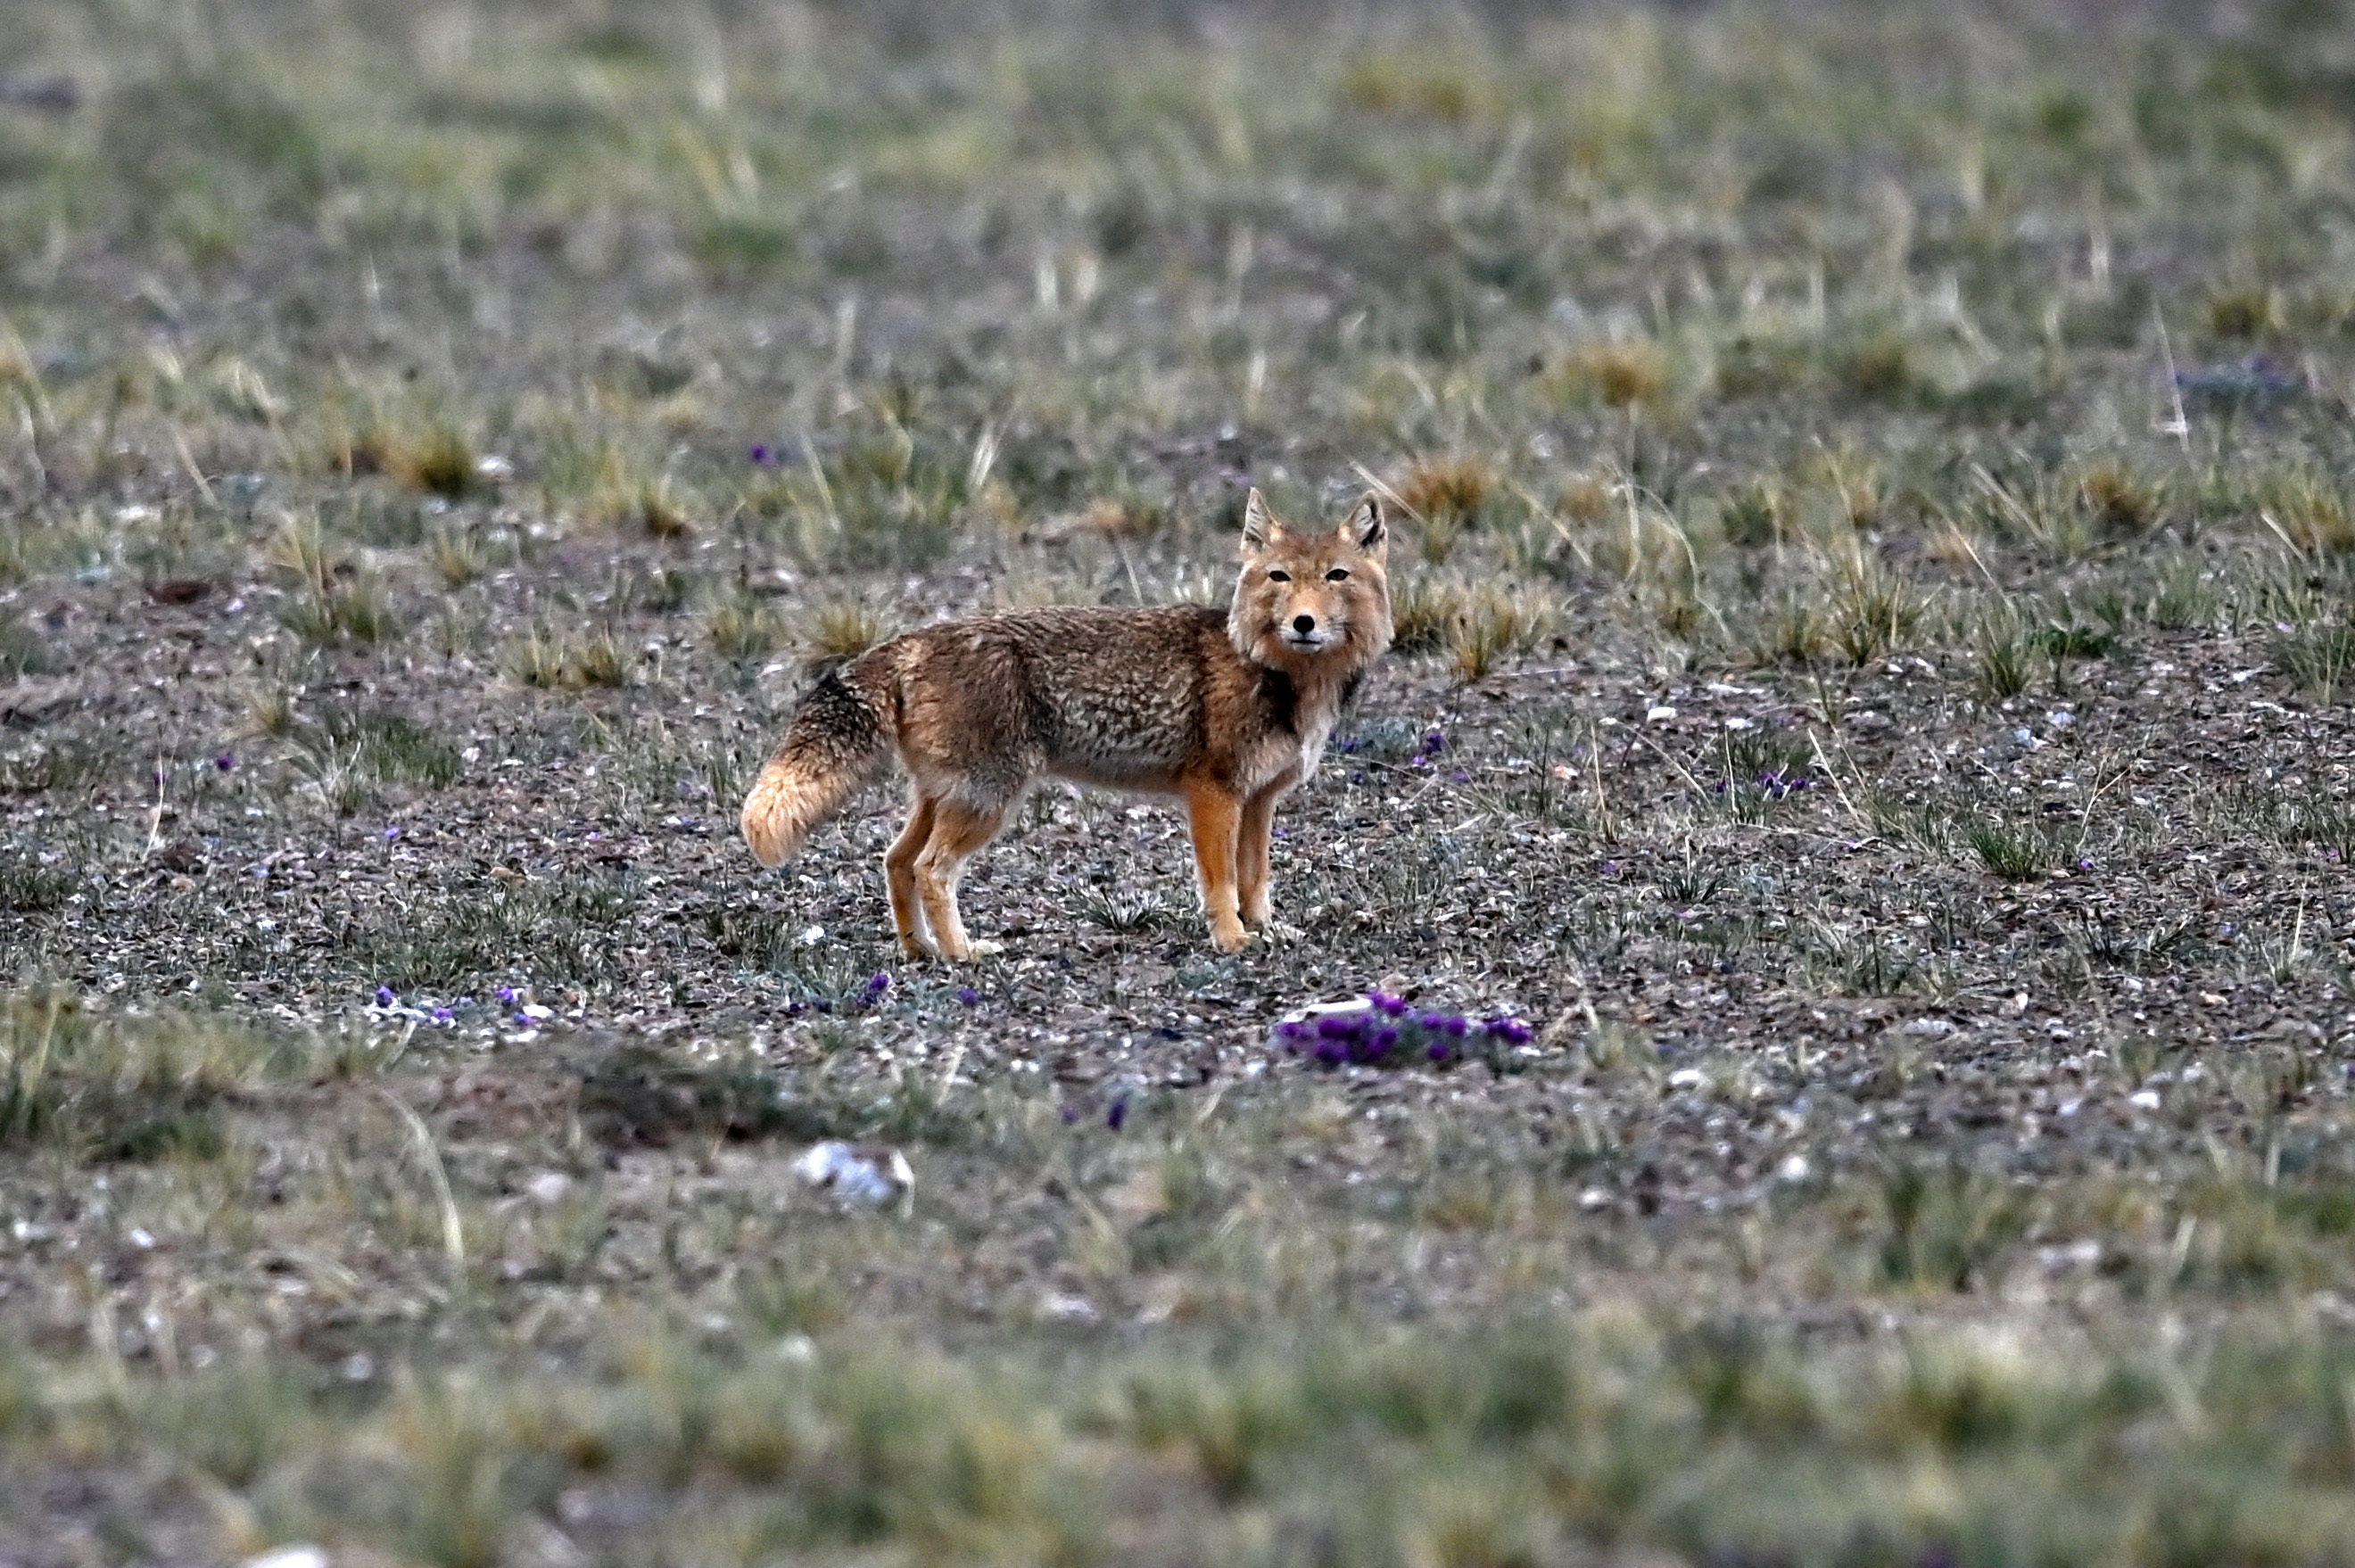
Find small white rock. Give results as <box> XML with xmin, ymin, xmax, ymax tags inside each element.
<box><xmin>2129</xmin><ymin>1089</ymin><xmax>2161</xmax><ymax>1110</ymax></box>
<box><xmin>524</xmin><ymin>1170</ymin><xmax>574</xmax><ymax>1204</ymax></box>
<box><xmin>1042</xmin><ymin>1292</ymin><xmax>1099</xmax><ymax>1324</ymax></box>
<box><xmin>243</xmin><ymin>1548</ymin><xmax>330</xmax><ymax>1568</ymax></box>
<box><xmin>2037</xmin><ymin>1239</ymin><xmax>2103</xmax><ymax>1274</ymax></box>
<box><xmin>794</xmin><ymin>1141</ymin><xmax>914</xmax><ymax>1209</ymax></box>
<box><xmin>1647</xmin><ymin>705</ymin><xmax>1677</xmax><ymax>723</ymax></box>
<box><xmin>1775</xmin><ymin>1154</ymin><xmax>1812</xmax><ymax>1184</ymax></box>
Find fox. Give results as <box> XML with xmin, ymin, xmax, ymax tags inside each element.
<box><xmin>740</xmin><ymin>487</ymin><xmax>1392</xmax><ymax>960</ymax></box>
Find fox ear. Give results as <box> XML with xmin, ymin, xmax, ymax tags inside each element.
<box><xmin>1241</xmin><ymin>487</ymin><xmax>1281</xmax><ymax>551</ymax></box>
<box><xmin>1341</xmin><ymin>491</ymin><xmax>1386</xmax><ymax>555</ymax></box>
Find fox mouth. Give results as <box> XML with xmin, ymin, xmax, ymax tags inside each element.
<box><xmin>1283</xmin><ymin>631</ymin><xmax>1335</xmax><ymax>650</ymax></box>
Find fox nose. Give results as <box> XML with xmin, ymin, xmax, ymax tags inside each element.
<box><xmin>1292</xmin><ymin>613</ymin><xmax>1318</xmax><ymax>636</ymax></box>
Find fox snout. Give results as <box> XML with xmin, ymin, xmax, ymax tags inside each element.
<box><xmin>1283</xmin><ymin>604</ymin><xmax>1335</xmax><ymax>648</ymax></box>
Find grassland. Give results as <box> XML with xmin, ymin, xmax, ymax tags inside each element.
<box><xmin>7</xmin><ymin>0</ymin><xmax>2355</xmax><ymax>1561</ymax></box>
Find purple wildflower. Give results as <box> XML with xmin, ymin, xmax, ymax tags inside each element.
<box><xmin>496</xmin><ymin>986</ymin><xmax>517</xmax><ymax>1005</ymax></box>
<box><xmin>865</xmin><ymin>972</ymin><xmax>891</xmax><ymax>997</ymax></box>
<box><xmin>215</xmin><ymin>754</ymin><xmax>235</xmax><ymax>772</ymax></box>
<box><xmin>1421</xmin><ymin>729</ymin><xmax>1447</xmax><ymax>755</ymax></box>
<box><xmin>373</xmin><ymin>986</ymin><xmax>394</xmax><ymax>1008</ymax></box>
<box><xmin>384</xmin><ymin>825</ymin><xmax>401</xmax><ymax>841</ymax></box>
<box><xmin>750</xmin><ymin>443</ymin><xmax>775</xmax><ymax>466</ymax></box>
<box><xmin>1427</xmin><ymin>1040</ymin><xmax>1450</xmax><ymax>1063</ymax></box>
<box><xmin>1106</xmin><ymin>1096</ymin><xmax>1128</xmax><ymax>1133</ymax></box>
<box><xmin>431</xmin><ymin>1006</ymin><xmax>452</xmax><ymax>1024</ymax></box>
<box><xmin>955</xmin><ymin>986</ymin><xmax>979</xmax><ymax>1006</ymax></box>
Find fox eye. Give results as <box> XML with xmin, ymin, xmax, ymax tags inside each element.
<box><xmin>1266</xmin><ymin>569</ymin><xmax>1291</xmax><ymax>582</ymax></box>
<box><xmin>1325</xmin><ymin>567</ymin><xmax>1350</xmax><ymax>582</ymax></box>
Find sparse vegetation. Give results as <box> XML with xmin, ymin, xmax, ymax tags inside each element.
<box><xmin>8</xmin><ymin>0</ymin><xmax>2355</xmax><ymax>1561</ymax></box>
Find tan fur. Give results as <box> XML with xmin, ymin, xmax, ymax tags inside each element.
<box><xmin>740</xmin><ymin>489</ymin><xmax>1392</xmax><ymax>959</ymax></box>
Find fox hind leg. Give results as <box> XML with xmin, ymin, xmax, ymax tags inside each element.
<box><xmin>913</xmin><ymin>797</ymin><xmax>1010</xmax><ymax>961</ymax></box>
<box><xmin>1183</xmin><ymin>781</ymin><xmax>1249</xmax><ymax>953</ymax></box>
<box><xmin>883</xmin><ymin>791</ymin><xmax>938</xmax><ymax>958</ymax></box>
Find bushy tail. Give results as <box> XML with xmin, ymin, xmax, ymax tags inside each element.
<box><xmin>740</xmin><ymin>656</ymin><xmax>896</xmax><ymax>867</ymax></box>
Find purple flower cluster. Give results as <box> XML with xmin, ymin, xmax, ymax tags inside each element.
<box><xmin>366</xmin><ymin>988</ymin><xmax>474</xmax><ymax>1027</ymax></box>
<box><xmin>1714</xmin><ymin>766</ymin><xmax>1813</xmax><ymax>802</ymax></box>
<box><xmin>1276</xmin><ymin>992</ymin><xmax>1533</xmax><ymax>1072</ymax></box>
<box><xmin>785</xmin><ymin>971</ymin><xmax>891</xmax><ymax>1019</ymax></box>
<box><xmin>2175</xmin><ymin>355</ymin><xmax>2300</xmax><ymax>413</ymax></box>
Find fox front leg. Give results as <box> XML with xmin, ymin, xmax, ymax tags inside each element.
<box><xmin>1182</xmin><ymin>781</ymin><xmax>1250</xmax><ymax>953</ymax></box>
<box><xmin>1235</xmin><ymin>780</ymin><xmax>1291</xmax><ymax>929</ymax></box>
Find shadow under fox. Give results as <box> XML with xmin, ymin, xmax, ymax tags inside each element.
<box><xmin>740</xmin><ymin>488</ymin><xmax>1392</xmax><ymax>958</ymax></box>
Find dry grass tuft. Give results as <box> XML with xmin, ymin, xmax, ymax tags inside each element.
<box><xmin>2207</xmin><ymin>286</ymin><xmax>2282</xmax><ymax>340</ymax></box>
<box><xmin>804</xmin><ymin>599</ymin><xmax>887</xmax><ymax>660</ymax></box>
<box><xmin>1398</xmin><ymin>458</ymin><xmax>1496</xmax><ymax>564</ymax></box>
<box><xmin>2078</xmin><ymin>461</ymin><xmax>2168</xmax><ymax>535</ymax></box>
<box><xmin>1549</xmin><ymin>342</ymin><xmax>1671</xmax><ymax>410</ymax></box>
<box><xmin>2262</xmin><ymin>470</ymin><xmax>2354</xmax><ymax>556</ymax></box>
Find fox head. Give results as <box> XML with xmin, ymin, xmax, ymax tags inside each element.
<box><xmin>1228</xmin><ymin>487</ymin><xmax>1392</xmax><ymax>674</ymax></box>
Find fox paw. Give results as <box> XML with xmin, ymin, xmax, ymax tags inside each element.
<box><xmin>1209</xmin><ymin>920</ymin><xmax>1252</xmax><ymax>955</ymax></box>
<box><xmin>932</xmin><ymin>937</ymin><xmax>1004</xmax><ymax>962</ymax></box>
